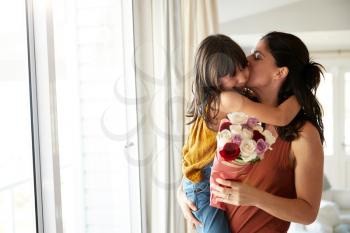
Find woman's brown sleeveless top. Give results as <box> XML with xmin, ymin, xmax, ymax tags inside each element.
<box><xmin>224</xmin><ymin>137</ymin><xmax>297</xmax><ymax>233</ymax></box>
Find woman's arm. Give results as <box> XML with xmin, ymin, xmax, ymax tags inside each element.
<box><xmin>256</xmin><ymin>122</ymin><xmax>324</xmax><ymax>224</ymax></box>
<box><xmin>211</xmin><ymin>122</ymin><xmax>324</xmax><ymax>224</ymax></box>
<box><xmin>220</xmin><ymin>91</ymin><xmax>300</xmax><ymax>126</ymax></box>
<box><xmin>176</xmin><ymin>179</ymin><xmax>202</xmax><ymax>226</ymax></box>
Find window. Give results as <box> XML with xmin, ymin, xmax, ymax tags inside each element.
<box><xmin>51</xmin><ymin>0</ymin><xmax>138</xmax><ymax>232</ymax></box>
<box><xmin>317</xmin><ymin>73</ymin><xmax>333</xmax><ymax>155</ymax></box>
<box><xmin>0</xmin><ymin>0</ymin><xmax>36</xmax><ymax>232</ymax></box>
<box><xmin>316</xmin><ymin>58</ymin><xmax>350</xmax><ymax>189</ymax></box>
<box><xmin>0</xmin><ymin>0</ymin><xmax>142</xmax><ymax>231</ymax></box>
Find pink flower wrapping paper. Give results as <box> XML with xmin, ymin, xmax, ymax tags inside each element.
<box><xmin>209</xmin><ymin>112</ymin><xmax>276</xmax><ymax>210</ymax></box>
<box><xmin>210</xmin><ymin>153</ymin><xmax>254</xmax><ymax>210</ymax></box>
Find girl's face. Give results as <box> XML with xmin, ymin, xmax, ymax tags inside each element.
<box><xmin>246</xmin><ymin>39</ymin><xmax>279</xmax><ymax>88</ymax></box>
<box><xmin>219</xmin><ymin>66</ymin><xmax>249</xmax><ymax>91</ymax></box>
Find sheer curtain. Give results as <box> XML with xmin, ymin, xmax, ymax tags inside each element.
<box><xmin>132</xmin><ymin>0</ymin><xmax>218</xmax><ymax>233</ymax></box>
<box><xmin>182</xmin><ymin>0</ymin><xmax>219</xmax><ymax>112</ymax></box>
<box><xmin>133</xmin><ymin>0</ymin><xmax>185</xmax><ymax>232</ymax></box>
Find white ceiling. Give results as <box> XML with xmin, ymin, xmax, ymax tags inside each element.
<box><xmin>217</xmin><ymin>0</ymin><xmax>350</xmax><ymax>52</ymax></box>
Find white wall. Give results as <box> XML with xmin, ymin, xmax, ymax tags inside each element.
<box><xmin>217</xmin><ymin>0</ymin><xmax>350</xmax><ymax>52</ymax></box>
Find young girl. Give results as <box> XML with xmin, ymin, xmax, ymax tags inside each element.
<box><xmin>177</xmin><ymin>34</ymin><xmax>300</xmax><ymax>233</ymax></box>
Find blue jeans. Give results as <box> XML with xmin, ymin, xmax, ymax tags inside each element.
<box><xmin>183</xmin><ymin>165</ymin><xmax>231</xmax><ymax>233</ymax></box>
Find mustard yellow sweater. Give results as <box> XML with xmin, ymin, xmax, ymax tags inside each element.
<box><xmin>182</xmin><ymin>117</ymin><xmax>217</xmax><ymax>183</ymax></box>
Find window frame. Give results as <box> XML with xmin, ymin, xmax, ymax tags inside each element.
<box><xmin>26</xmin><ymin>0</ymin><xmax>65</xmax><ymax>231</ymax></box>
<box><xmin>313</xmin><ymin>52</ymin><xmax>350</xmax><ymax>189</ymax></box>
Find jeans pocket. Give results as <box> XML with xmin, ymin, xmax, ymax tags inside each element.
<box><xmin>183</xmin><ymin>179</ymin><xmax>210</xmax><ymax>214</ymax></box>
<box><xmin>194</xmin><ymin>190</ymin><xmax>210</xmax><ymax>212</ymax></box>
<box><xmin>185</xmin><ymin>190</ymin><xmax>196</xmax><ymax>207</ymax></box>
<box><xmin>191</xmin><ymin>181</ymin><xmax>210</xmax><ymax>214</ymax></box>
<box><xmin>193</xmin><ymin>181</ymin><xmax>209</xmax><ymax>194</ymax></box>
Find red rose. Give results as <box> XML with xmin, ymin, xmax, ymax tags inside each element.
<box><xmin>219</xmin><ymin>119</ymin><xmax>232</xmax><ymax>132</ymax></box>
<box><xmin>219</xmin><ymin>142</ymin><xmax>240</xmax><ymax>161</ymax></box>
<box><xmin>253</xmin><ymin>130</ymin><xmax>265</xmax><ymax>141</ymax></box>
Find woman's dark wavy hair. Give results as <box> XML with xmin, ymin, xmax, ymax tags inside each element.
<box><xmin>262</xmin><ymin>31</ymin><xmax>325</xmax><ymax>143</ymax></box>
<box><xmin>187</xmin><ymin>34</ymin><xmax>247</xmax><ymax>125</ymax></box>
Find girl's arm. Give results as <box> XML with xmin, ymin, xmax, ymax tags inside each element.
<box><xmin>211</xmin><ymin>122</ymin><xmax>324</xmax><ymax>224</ymax></box>
<box><xmin>220</xmin><ymin>91</ymin><xmax>300</xmax><ymax>126</ymax></box>
<box><xmin>176</xmin><ymin>178</ymin><xmax>201</xmax><ymax>226</ymax></box>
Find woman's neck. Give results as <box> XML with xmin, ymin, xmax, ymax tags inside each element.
<box><xmin>250</xmin><ymin>87</ymin><xmax>279</xmax><ymax>106</ymax></box>
<box><xmin>253</xmin><ymin>87</ymin><xmax>280</xmax><ymax>135</ymax></box>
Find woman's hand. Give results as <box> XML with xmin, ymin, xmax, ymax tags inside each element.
<box><xmin>176</xmin><ymin>185</ymin><xmax>202</xmax><ymax>227</ymax></box>
<box><xmin>211</xmin><ymin>178</ymin><xmax>261</xmax><ymax>206</ymax></box>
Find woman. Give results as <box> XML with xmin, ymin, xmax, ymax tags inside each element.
<box><xmin>177</xmin><ymin>31</ymin><xmax>324</xmax><ymax>232</ymax></box>
<box><xmin>180</xmin><ymin>34</ymin><xmax>299</xmax><ymax>233</ymax></box>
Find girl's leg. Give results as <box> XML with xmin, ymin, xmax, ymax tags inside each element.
<box><xmin>183</xmin><ymin>178</ymin><xmax>231</xmax><ymax>233</ymax></box>
<box><xmin>192</xmin><ymin>186</ymin><xmax>231</xmax><ymax>233</ymax></box>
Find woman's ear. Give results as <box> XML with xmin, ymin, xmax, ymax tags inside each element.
<box><xmin>273</xmin><ymin>67</ymin><xmax>289</xmax><ymax>80</ymax></box>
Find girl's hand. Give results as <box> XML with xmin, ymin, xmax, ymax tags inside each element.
<box><xmin>176</xmin><ymin>185</ymin><xmax>202</xmax><ymax>227</ymax></box>
<box><xmin>211</xmin><ymin>178</ymin><xmax>261</xmax><ymax>206</ymax></box>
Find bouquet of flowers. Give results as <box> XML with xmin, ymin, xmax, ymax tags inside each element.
<box><xmin>210</xmin><ymin>112</ymin><xmax>276</xmax><ymax>210</ymax></box>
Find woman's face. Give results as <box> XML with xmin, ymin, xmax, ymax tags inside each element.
<box><xmin>246</xmin><ymin>39</ymin><xmax>279</xmax><ymax>89</ymax></box>
<box><xmin>219</xmin><ymin>66</ymin><xmax>249</xmax><ymax>91</ymax></box>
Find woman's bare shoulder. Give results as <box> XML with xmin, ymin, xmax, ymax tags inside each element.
<box><xmin>297</xmin><ymin>121</ymin><xmax>321</xmax><ymax>140</ymax></box>
<box><xmin>291</xmin><ymin>121</ymin><xmax>323</xmax><ymax>160</ymax></box>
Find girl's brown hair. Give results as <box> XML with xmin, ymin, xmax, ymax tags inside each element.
<box><xmin>187</xmin><ymin>34</ymin><xmax>247</xmax><ymax>125</ymax></box>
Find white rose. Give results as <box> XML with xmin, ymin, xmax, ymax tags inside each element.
<box><xmin>227</xmin><ymin>112</ymin><xmax>248</xmax><ymax>125</ymax></box>
<box><xmin>240</xmin><ymin>139</ymin><xmax>258</xmax><ymax>162</ymax></box>
<box><xmin>253</xmin><ymin>124</ymin><xmax>264</xmax><ymax>133</ymax></box>
<box><xmin>229</xmin><ymin>124</ymin><xmax>242</xmax><ymax>135</ymax></box>
<box><xmin>217</xmin><ymin>129</ymin><xmax>232</xmax><ymax>148</ymax></box>
<box><xmin>241</xmin><ymin>128</ymin><xmax>253</xmax><ymax>139</ymax></box>
<box><xmin>262</xmin><ymin>130</ymin><xmax>276</xmax><ymax>145</ymax></box>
